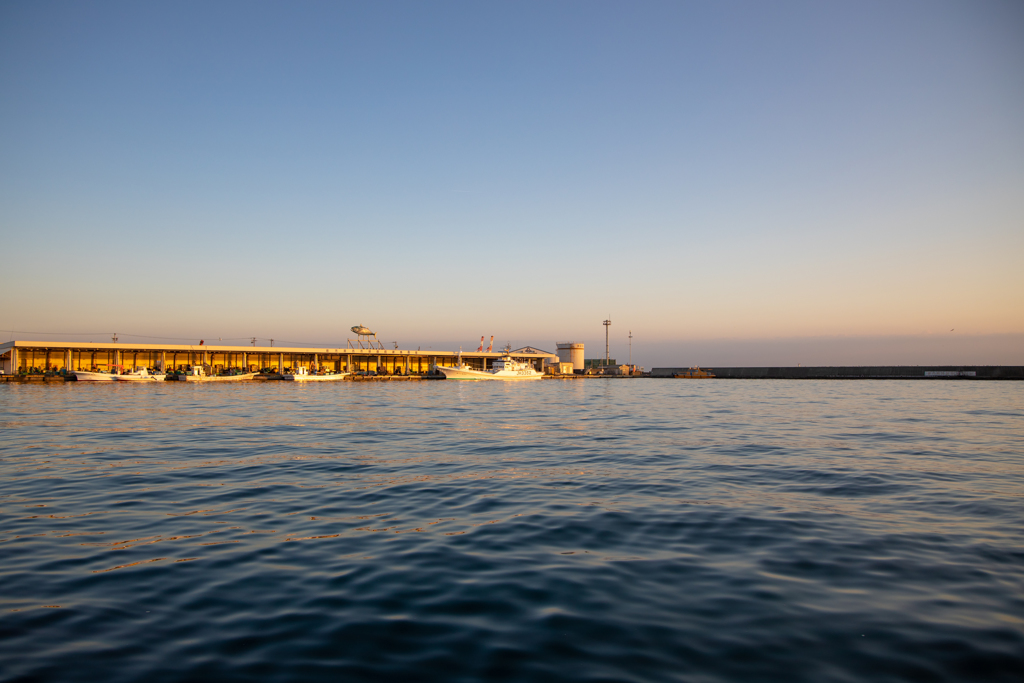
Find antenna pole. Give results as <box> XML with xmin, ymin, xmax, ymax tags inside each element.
<box><xmin>603</xmin><ymin>318</ymin><xmax>611</xmax><ymax>365</ymax></box>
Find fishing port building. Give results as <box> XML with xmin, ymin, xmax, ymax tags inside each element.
<box><xmin>0</xmin><ymin>340</ymin><xmax>556</xmax><ymax>376</ymax></box>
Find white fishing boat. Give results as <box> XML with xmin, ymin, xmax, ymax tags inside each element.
<box><xmin>283</xmin><ymin>366</ymin><xmax>349</xmax><ymax>382</ymax></box>
<box><xmin>114</xmin><ymin>367</ymin><xmax>166</xmax><ymax>382</ymax></box>
<box><xmin>72</xmin><ymin>370</ymin><xmax>119</xmax><ymax>381</ymax></box>
<box><xmin>436</xmin><ymin>347</ymin><xmax>543</xmax><ymax>381</ymax></box>
<box><xmin>178</xmin><ymin>366</ymin><xmax>255</xmax><ymax>382</ymax></box>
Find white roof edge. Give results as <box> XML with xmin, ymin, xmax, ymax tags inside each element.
<box><xmin>0</xmin><ymin>340</ymin><xmax>520</xmax><ymax>356</ymax></box>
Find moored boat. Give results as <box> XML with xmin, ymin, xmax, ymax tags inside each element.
<box><xmin>283</xmin><ymin>367</ymin><xmax>349</xmax><ymax>382</ymax></box>
<box><xmin>436</xmin><ymin>347</ymin><xmax>543</xmax><ymax>381</ymax></box>
<box><xmin>177</xmin><ymin>366</ymin><xmax>256</xmax><ymax>382</ymax></box>
<box><xmin>71</xmin><ymin>370</ymin><xmax>118</xmax><ymax>381</ymax></box>
<box><xmin>115</xmin><ymin>367</ymin><xmax>166</xmax><ymax>382</ymax></box>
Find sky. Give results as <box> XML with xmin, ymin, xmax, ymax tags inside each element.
<box><xmin>1</xmin><ymin>0</ymin><xmax>1022</xmax><ymax>367</ymax></box>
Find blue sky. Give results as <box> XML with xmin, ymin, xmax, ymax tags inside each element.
<box><xmin>1</xmin><ymin>1</ymin><xmax>1022</xmax><ymax>366</ymax></box>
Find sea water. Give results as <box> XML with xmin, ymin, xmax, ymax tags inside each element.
<box><xmin>1</xmin><ymin>380</ymin><xmax>1022</xmax><ymax>682</ymax></box>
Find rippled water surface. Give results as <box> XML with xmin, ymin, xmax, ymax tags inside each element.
<box><xmin>1</xmin><ymin>380</ymin><xmax>1022</xmax><ymax>682</ymax></box>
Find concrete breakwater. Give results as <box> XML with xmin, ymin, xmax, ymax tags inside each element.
<box><xmin>651</xmin><ymin>366</ymin><xmax>1024</xmax><ymax>380</ymax></box>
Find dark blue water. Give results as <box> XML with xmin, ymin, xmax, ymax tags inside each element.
<box><xmin>1</xmin><ymin>380</ymin><xmax>1022</xmax><ymax>682</ymax></box>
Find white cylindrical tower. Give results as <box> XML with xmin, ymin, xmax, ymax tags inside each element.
<box><xmin>556</xmin><ymin>342</ymin><xmax>584</xmax><ymax>371</ymax></box>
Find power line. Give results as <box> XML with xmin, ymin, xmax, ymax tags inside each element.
<box><xmin>4</xmin><ymin>330</ymin><xmax>351</xmax><ymax>347</ymax></box>
<box><xmin>5</xmin><ymin>330</ymin><xmax>116</xmax><ymax>336</ymax></box>
<box><xmin>6</xmin><ymin>330</ymin><xmax>256</xmax><ymax>342</ymax></box>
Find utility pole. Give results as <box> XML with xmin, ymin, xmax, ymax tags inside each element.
<box><xmin>629</xmin><ymin>330</ymin><xmax>632</xmax><ymax>365</ymax></box>
<box><xmin>603</xmin><ymin>318</ymin><xmax>611</xmax><ymax>365</ymax></box>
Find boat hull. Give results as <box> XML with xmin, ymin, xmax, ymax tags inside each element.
<box><xmin>71</xmin><ymin>371</ymin><xmax>118</xmax><ymax>381</ymax></box>
<box><xmin>115</xmin><ymin>373</ymin><xmax>166</xmax><ymax>382</ymax></box>
<box><xmin>437</xmin><ymin>366</ymin><xmax>543</xmax><ymax>381</ymax></box>
<box><xmin>178</xmin><ymin>373</ymin><xmax>256</xmax><ymax>382</ymax></box>
<box><xmin>283</xmin><ymin>373</ymin><xmax>350</xmax><ymax>382</ymax></box>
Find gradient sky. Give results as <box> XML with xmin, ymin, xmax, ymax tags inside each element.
<box><xmin>2</xmin><ymin>1</ymin><xmax>1022</xmax><ymax>366</ymax></box>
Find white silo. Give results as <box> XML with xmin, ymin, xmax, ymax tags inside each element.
<box><xmin>556</xmin><ymin>342</ymin><xmax>584</xmax><ymax>371</ymax></box>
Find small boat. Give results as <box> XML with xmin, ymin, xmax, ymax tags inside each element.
<box><xmin>71</xmin><ymin>370</ymin><xmax>118</xmax><ymax>381</ymax></box>
<box><xmin>178</xmin><ymin>366</ymin><xmax>255</xmax><ymax>382</ymax></box>
<box><xmin>436</xmin><ymin>347</ymin><xmax>543</xmax><ymax>381</ymax></box>
<box><xmin>283</xmin><ymin>366</ymin><xmax>350</xmax><ymax>382</ymax></box>
<box><xmin>673</xmin><ymin>367</ymin><xmax>715</xmax><ymax>379</ymax></box>
<box><xmin>113</xmin><ymin>367</ymin><xmax>166</xmax><ymax>382</ymax></box>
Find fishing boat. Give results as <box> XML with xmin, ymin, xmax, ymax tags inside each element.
<box><xmin>71</xmin><ymin>370</ymin><xmax>118</xmax><ymax>381</ymax></box>
<box><xmin>436</xmin><ymin>347</ymin><xmax>543</xmax><ymax>381</ymax></box>
<box><xmin>283</xmin><ymin>366</ymin><xmax>349</xmax><ymax>382</ymax></box>
<box><xmin>178</xmin><ymin>366</ymin><xmax>256</xmax><ymax>382</ymax></box>
<box><xmin>673</xmin><ymin>367</ymin><xmax>715</xmax><ymax>378</ymax></box>
<box><xmin>114</xmin><ymin>367</ymin><xmax>166</xmax><ymax>382</ymax></box>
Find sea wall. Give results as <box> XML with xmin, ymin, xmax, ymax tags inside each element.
<box><xmin>650</xmin><ymin>366</ymin><xmax>1024</xmax><ymax>379</ymax></box>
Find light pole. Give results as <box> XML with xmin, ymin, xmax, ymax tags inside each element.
<box><xmin>603</xmin><ymin>318</ymin><xmax>611</xmax><ymax>365</ymax></box>
<box><xmin>629</xmin><ymin>330</ymin><xmax>632</xmax><ymax>366</ymax></box>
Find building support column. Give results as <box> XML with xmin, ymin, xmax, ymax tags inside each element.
<box><xmin>278</xmin><ymin>353</ymin><xmax>284</xmax><ymax>373</ymax></box>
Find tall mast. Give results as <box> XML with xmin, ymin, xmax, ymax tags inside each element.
<box><xmin>603</xmin><ymin>318</ymin><xmax>611</xmax><ymax>364</ymax></box>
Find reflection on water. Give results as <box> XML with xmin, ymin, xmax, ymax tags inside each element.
<box><xmin>1</xmin><ymin>380</ymin><xmax>1023</xmax><ymax>682</ymax></box>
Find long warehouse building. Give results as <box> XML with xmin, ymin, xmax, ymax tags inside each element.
<box><xmin>0</xmin><ymin>340</ymin><xmax>557</xmax><ymax>376</ymax></box>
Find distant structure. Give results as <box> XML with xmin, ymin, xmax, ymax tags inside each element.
<box><xmin>511</xmin><ymin>346</ymin><xmax>555</xmax><ymax>357</ymax></box>
<box><xmin>349</xmin><ymin>324</ymin><xmax>384</xmax><ymax>350</ymax></box>
<box><xmin>584</xmin><ymin>357</ymin><xmax>617</xmax><ymax>371</ymax></box>
<box><xmin>603</xmin><ymin>318</ymin><xmax>612</xmax><ymax>364</ymax></box>
<box><xmin>556</xmin><ymin>342</ymin><xmax>584</xmax><ymax>372</ymax></box>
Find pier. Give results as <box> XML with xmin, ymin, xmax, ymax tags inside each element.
<box><xmin>3</xmin><ymin>340</ymin><xmax>1020</xmax><ymax>381</ymax></box>
<box><xmin>0</xmin><ymin>340</ymin><xmax>555</xmax><ymax>379</ymax></box>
